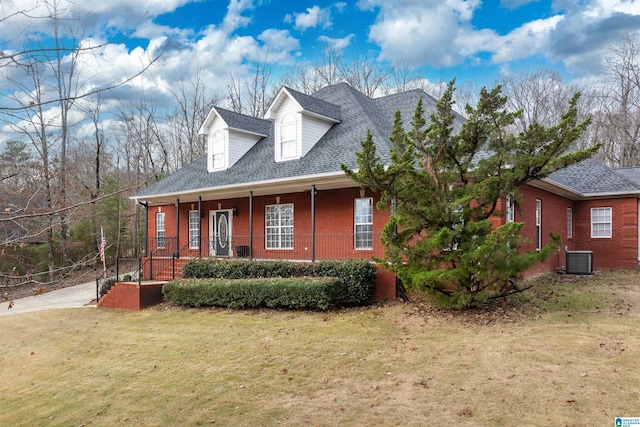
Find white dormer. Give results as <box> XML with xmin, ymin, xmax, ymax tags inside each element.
<box><xmin>264</xmin><ymin>87</ymin><xmax>341</xmax><ymax>163</ymax></box>
<box><xmin>198</xmin><ymin>107</ymin><xmax>269</xmax><ymax>173</ymax></box>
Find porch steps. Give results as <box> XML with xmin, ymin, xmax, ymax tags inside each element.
<box><xmin>151</xmin><ymin>257</ymin><xmax>191</xmax><ymax>281</ymax></box>
<box><xmin>97</xmin><ymin>281</ymin><xmax>166</xmax><ymax>310</ymax></box>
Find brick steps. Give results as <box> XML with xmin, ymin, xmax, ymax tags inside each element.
<box><xmin>97</xmin><ymin>281</ymin><xmax>166</xmax><ymax>310</ymax></box>
<box><xmin>148</xmin><ymin>258</ymin><xmax>191</xmax><ymax>281</ymax></box>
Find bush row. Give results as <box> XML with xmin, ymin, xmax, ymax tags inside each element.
<box><xmin>181</xmin><ymin>259</ymin><xmax>377</xmax><ymax>307</ymax></box>
<box><xmin>162</xmin><ymin>277</ymin><xmax>343</xmax><ymax>310</ymax></box>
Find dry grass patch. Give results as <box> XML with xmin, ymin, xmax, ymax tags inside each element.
<box><xmin>1</xmin><ymin>270</ymin><xmax>640</xmax><ymax>426</ymax></box>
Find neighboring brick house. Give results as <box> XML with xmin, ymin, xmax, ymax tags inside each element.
<box><xmin>132</xmin><ymin>83</ymin><xmax>640</xmax><ymax>299</ymax></box>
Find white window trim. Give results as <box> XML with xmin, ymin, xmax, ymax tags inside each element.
<box><xmin>208</xmin><ymin>130</ymin><xmax>226</xmax><ymax>171</ymax></box>
<box><xmin>156</xmin><ymin>212</ymin><xmax>165</xmax><ymax>249</ymax></box>
<box><xmin>567</xmin><ymin>208</ymin><xmax>573</xmax><ymax>239</ymax></box>
<box><xmin>506</xmin><ymin>195</ymin><xmax>515</xmax><ymax>223</ymax></box>
<box><xmin>535</xmin><ymin>199</ymin><xmax>542</xmax><ymax>250</ymax></box>
<box><xmin>354</xmin><ymin>197</ymin><xmax>373</xmax><ymax>250</ymax></box>
<box><xmin>265</xmin><ymin>203</ymin><xmax>294</xmax><ymax>250</ymax></box>
<box><xmin>276</xmin><ymin>114</ymin><xmax>298</xmax><ymax>162</ymax></box>
<box><xmin>189</xmin><ymin>210</ymin><xmax>200</xmax><ymax>249</ymax></box>
<box><xmin>591</xmin><ymin>207</ymin><xmax>612</xmax><ymax>238</ymax></box>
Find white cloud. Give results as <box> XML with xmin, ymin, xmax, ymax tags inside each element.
<box><xmin>318</xmin><ymin>34</ymin><xmax>354</xmax><ymax>50</ymax></box>
<box><xmin>285</xmin><ymin>5</ymin><xmax>332</xmax><ymax>31</ymax></box>
<box><xmin>367</xmin><ymin>0</ymin><xmax>482</xmax><ymax>67</ymax></box>
<box><xmin>363</xmin><ymin>0</ymin><xmax>640</xmax><ymax>82</ymax></box>
<box><xmin>222</xmin><ymin>0</ymin><xmax>254</xmax><ymax>33</ymax></box>
<box><xmin>500</xmin><ymin>0</ymin><xmax>541</xmax><ymax>9</ymax></box>
<box><xmin>0</xmin><ymin>0</ymin><xmax>192</xmax><ymax>42</ymax></box>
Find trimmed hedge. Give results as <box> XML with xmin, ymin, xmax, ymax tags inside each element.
<box><xmin>180</xmin><ymin>259</ymin><xmax>377</xmax><ymax>307</ymax></box>
<box><xmin>162</xmin><ymin>277</ymin><xmax>343</xmax><ymax>311</ymax></box>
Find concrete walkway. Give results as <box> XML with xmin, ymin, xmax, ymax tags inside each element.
<box><xmin>0</xmin><ymin>281</ymin><xmax>97</xmax><ymax>316</ymax></box>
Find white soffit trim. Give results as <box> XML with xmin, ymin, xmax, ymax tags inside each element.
<box><xmin>132</xmin><ymin>170</ymin><xmax>359</xmax><ymax>205</ymax></box>
<box><xmin>535</xmin><ymin>178</ymin><xmax>640</xmax><ymax>200</ymax></box>
<box><xmin>198</xmin><ymin>107</ymin><xmax>225</xmax><ymax>135</ymax></box>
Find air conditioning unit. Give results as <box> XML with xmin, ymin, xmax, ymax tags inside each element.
<box><xmin>566</xmin><ymin>251</ymin><xmax>593</xmax><ymax>275</ymax></box>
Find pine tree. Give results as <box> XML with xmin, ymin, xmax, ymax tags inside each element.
<box><xmin>343</xmin><ymin>81</ymin><xmax>600</xmax><ymax>309</ymax></box>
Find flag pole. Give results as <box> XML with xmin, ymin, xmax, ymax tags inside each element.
<box><xmin>100</xmin><ymin>227</ymin><xmax>107</xmax><ymax>292</ymax></box>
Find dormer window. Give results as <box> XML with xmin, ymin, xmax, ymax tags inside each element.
<box><xmin>209</xmin><ymin>130</ymin><xmax>226</xmax><ymax>170</ymax></box>
<box><xmin>265</xmin><ymin>87</ymin><xmax>341</xmax><ymax>163</ymax></box>
<box><xmin>279</xmin><ymin>114</ymin><xmax>297</xmax><ymax>160</ymax></box>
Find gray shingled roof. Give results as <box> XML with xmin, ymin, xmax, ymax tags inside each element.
<box><xmin>135</xmin><ymin>82</ymin><xmax>451</xmax><ymax>199</ymax></box>
<box><xmin>615</xmin><ymin>166</ymin><xmax>640</xmax><ymax>187</ymax></box>
<box><xmin>284</xmin><ymin>86</ymin><xmax>343</xmax><ymax>122</ymax></box>
<box><xmin>546</xmin><ymin>158</ymin><xmax>640</xmax><ymax>195</ymax></box>
<box><xmin>214</xmin><ymin>107</ymin><xmax>271</xmax><ymax>135</ymax></box>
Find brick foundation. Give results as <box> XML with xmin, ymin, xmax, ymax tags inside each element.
<box><xmin>97</xmin><ymin>282</ymin><xmax>165</xmax><ymax>311</ymax></box>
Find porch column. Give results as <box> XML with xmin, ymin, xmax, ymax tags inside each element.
<box><xmin>311</xmin><ymin>185</ymin><xmax>316</xmax><ymax>262</ymax></box>
<box><xmin>138</xmin><ymin>201</ymin><xmax>149</xmax><ymax>257</ymax></box>
<box><xmin>176</xmin><ymin>198</ymin><xmax>180</xmax><ymax>256</ymax></box>
<box><xmin>249</xmin><ymin>191</ymin><xmax>254</xmax><ymax>260</ymax></box>
<box><xmin>198</xmin><ymin>196</ymin><xmax>202</xmax><ymax>258</ymax></box>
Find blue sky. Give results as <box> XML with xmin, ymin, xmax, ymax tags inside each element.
<box><xmin>1</xmin><ymin>0</ymin><xmax>640</xmax><ymax>143</ymax></box>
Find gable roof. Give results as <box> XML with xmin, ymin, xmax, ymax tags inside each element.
<box><xmin>198</xmin><ymin>106</ymin><xmax>271</xmax><ymax>136</ymax></box>
<box><xmin>264</xmin><ymin>86</ymin><xmax>342</xmax><ymax>122</ymax></box>
<box><xmin>134</xmin><ymin>82</ymin><xmax>453</xmax><ymax>204</ymax></box>
<box><xmin>545</xmin><ymin>158</ymin><xmax>640</xmax><ymax>197</ymax></box>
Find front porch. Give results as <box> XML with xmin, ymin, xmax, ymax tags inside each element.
<box><xmin>138</xmin><ymin>232</ymin><xmax>386</xmax><ymax>281</ymax></box>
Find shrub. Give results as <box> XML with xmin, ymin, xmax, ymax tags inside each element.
<box><xmin>181</xmin><ymin>259</ymin><xmax>377</xmax><ymax>307</ymax></box>
<box><xmin>163</xmin><ymin>277</ymin><xmax>343</xmax><ymax>310</ymax></box>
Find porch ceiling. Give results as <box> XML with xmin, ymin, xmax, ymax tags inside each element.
<box><xmin>134</xmin><ymin>171</ymin><xmax>358</xmax><ymax>205</ymax></box>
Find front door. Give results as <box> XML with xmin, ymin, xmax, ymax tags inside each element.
<box><xmin>209</xmin><ymin>210</ymin><xmax>232</xmax><ymax>257</ymax></box>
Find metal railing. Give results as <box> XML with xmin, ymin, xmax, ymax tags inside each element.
<box><xmin>121</xmin><ymin>233</ymin><xmax>384</xmax><ymax>285</ymax></box>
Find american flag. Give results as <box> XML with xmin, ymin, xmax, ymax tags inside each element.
<box><xmin>99</xmin><ymin>228</ymin><xmax>107</xmax><ymax>262</ymax></box>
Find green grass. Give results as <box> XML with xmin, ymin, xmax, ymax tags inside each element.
<box><xmin>1</xmin><ymin>270</ymin><xmax>640</xmax><ymax>426</ymax></box>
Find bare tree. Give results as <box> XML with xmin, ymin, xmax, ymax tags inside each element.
<box><xmin>341</xmin><ymin>54</ymin><xmax>389</xmax><ymax>98</ymax></box>
<box><xmin>228</xmin><ymin>57</ymin><xmax>275</xmax><ymax>117</ymax></box>
<box><xmin>598</xmin><ymin>35</ymin><xmax>640</xmax><ymax>167</ymax></box>
<box><xmin>0</xmin><ymin>0</ymin><xmax>162</xmax><ymax>285</ymax></box>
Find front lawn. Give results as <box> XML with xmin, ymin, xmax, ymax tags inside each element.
<box><xmin>1</xmin><ymin>271</ymin><xmax>639</xmax><ymax>426</ymax></box>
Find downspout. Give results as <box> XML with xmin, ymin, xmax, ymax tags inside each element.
<box><xmin>311</xmin><ymin>185</ymin><xmax>316</xmax><ymax>262</ymax></box>
<box><xmin>198</xmin><ymin>196</ymin><xmax>202</xmax><ymax>259</ymax></box>
<box><xmin>249</xmin><ymin>191</ymin><xmax>254</xmax><ymax>260</ymax></box>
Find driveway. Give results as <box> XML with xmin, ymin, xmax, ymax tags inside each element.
<box><xmin>0</xmin><ymin>281</ymin><xmax>96</xmax><ymax>316</ymax></box>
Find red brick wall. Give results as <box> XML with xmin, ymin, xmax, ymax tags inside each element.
<box><xmin>145</xmin><ymin>184</ymin><xmax>639</xmax><ymax>296</ymax></box>
<box><xmin>152</xmin><ymin>188</ymin><xmax>392</xmax><ymax>261</ymax></box>
<box><xmin>573</xmin><ymin>198</ymin><xmax>638</xmax><ymax>270</ymax></box>
<box><xmin>374</xmin><ymin>266</ymin><xmax>397</xmax><ymax>300</ymax></box>
<box><xmin>511</xmin><ymin>185</ymin><xmax>577</xmax><ymax>276</ymax></box>
<box><xmin>147</xmin><ymin>188</ymin><xmax>396</xmax><ymax>299</ymax></box>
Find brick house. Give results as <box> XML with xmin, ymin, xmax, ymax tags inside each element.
<box><xmin>132</xmin><ymin>83</ymin><xmax>640</xmax><ymax>300</ymax></box>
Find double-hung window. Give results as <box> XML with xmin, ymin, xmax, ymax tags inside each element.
<box><xmin>506</xmin><ymin>195</ymin><xmax>515</xmax><ymax>223</ymax></box>
<box><xmin>266</xmin><ymin>204</ymin><xmax>294</xmax><ymax>249</ymax></box>
<box><xmin>279</xmin><ymin>114</ymin><xmax>297</xmax><ymax>160</ymax></box>
<box><xmin>210</xmin><ymin>130</ymin><xmax>225</xmax><ymax>170</ymax></box>
<box><xmin>189</xmin><ymin>210</ymin><xmax>199</xmax><ymax>249</ymax></box>
<box><xmin>535</xmin><ymin>199</ymin><xmax>542</xmax><ymax>250</ymax></box>
<box><xmin>355</xmin><ymin>198</ymin><xmax>373</xmax><ymax>249</ymax></box>
<box><xmin>156</xmin><ymin>212</ymin><xmax>165</xmax><ymax>249</ymax></box>
<box><xmin>591</xmin><ymin>207</ymin><xmax>612</xmax><ymax>238</ymax></box>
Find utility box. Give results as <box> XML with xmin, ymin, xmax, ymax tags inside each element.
<box><xmin>566</xmin><ymin>251</ymin><xmax>593</xmax><ymax>275</ymax></box>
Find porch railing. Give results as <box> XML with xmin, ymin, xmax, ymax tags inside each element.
<box><xmin>181</xmin><ymin>233</ymin><xmax>385</xmax><ymax>261</ymax></box>
<box><xmin>132</xmin><ymin>233</ymin><xmax>384</xmax><ymax>283</ymax></box>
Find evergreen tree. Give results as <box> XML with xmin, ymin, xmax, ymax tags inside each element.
<box><xmin>343</xmin><ymin>81</ymin><xmax>600</xmax><ymax>309</ymax></box>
